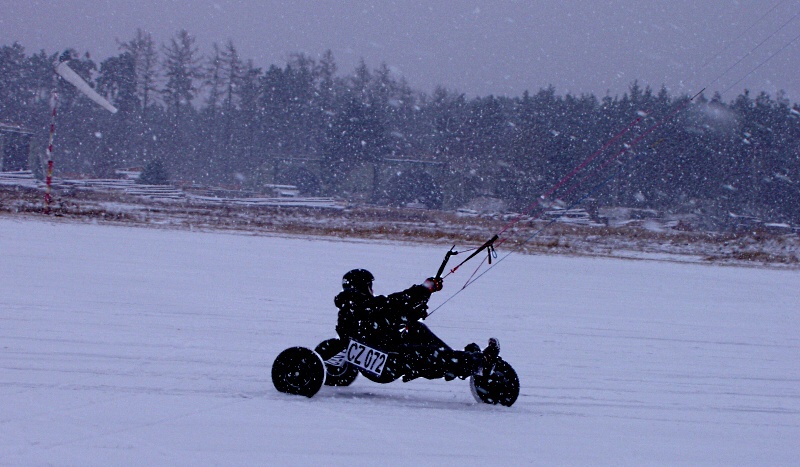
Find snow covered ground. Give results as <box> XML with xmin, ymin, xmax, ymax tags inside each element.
<box><xmin>1</xmin><ymin>216</ymin><xmax>798</xmax><ymax>465</ymax></box>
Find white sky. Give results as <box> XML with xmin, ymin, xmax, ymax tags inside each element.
<box><xmin>2</xmin><ymin>0</ymin><xmax>799</xmax><ymax>102</ymax></box>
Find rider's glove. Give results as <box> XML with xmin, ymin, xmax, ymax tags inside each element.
<box><xmin>423</xmin><ymin>277</ymin><xmax>443</xmax><ymax>292</ymax></box>
<box><xmin>411</xmin><ymin>302</ymin><xmax>429</xmax><ymax>320</ymax></box>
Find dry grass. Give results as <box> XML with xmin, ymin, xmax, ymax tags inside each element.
<box><xmin>2</xmin><ymin>185</ymin><xmax>797</xmax><ymax>268</ymax></box>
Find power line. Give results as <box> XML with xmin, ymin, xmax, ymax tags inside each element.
<box><xmin>721</xmin><ymin>29</ymin><xmax>800</xmax><ymax>98</ymax></box>
<box><xmin>705</xmin><ymin>8</ymin><xmax>800</xmax><ymax>93</ymax></box>
<box><xmin>700</xmin><ymin>0</ymin><xmax>786</xmax><ymax>70</ymax></box>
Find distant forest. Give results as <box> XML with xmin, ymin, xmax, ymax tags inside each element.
<box><xmin>2</xmin><ymin>29</ymin><xmax>799</xmax><ymax>226</ymax></box>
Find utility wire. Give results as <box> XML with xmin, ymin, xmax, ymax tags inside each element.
<box><xmin>705</xmin><ymin>8</ymin><xmax>800</xmax><ymax>92</ymax></box>
<box><xmin>721</xmin><ymin>29</ymin><xmax>800</xmax><ymax>97</ymax></box>
<box><xmin>700</xmin><ymin>0</ymin><xmax>786</xmax><ymax>70</ymax></box>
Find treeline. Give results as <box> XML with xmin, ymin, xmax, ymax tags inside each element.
<box><xmin>1</xmin><ymin>29</ymin><xmax>799</xmax><ymax>225</ymax></box>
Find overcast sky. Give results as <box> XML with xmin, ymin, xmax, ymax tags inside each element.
<box><xmin>2</xmin><ymin>0</ymin><xmax>798</xmax><ymax>103</ymax></box>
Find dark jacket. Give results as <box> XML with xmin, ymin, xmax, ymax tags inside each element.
<box><xmin>334</xmin><ymin>284</ymin><xmax>431</xmax><ymax>351</ymax></box>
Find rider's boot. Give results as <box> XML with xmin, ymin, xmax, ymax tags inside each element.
<box><xmin>481</xmin><ymin>337</ymin><xmax>501</xmax><ymax>376</ymax></box>
<box><xmin>444</xmin><ymin>343</ymin><xmax>482</xmax><ymax>381</ymax></box>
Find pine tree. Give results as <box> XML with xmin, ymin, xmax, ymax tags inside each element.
<box><xmin>119</xmin><ymin>29</ymin><xmax>159</xmax><ymax>114</ymax></box>
<box><xmin>137</xmin><ymin>158</ymin><xmax>170</xmax><ymax>185</ymax></box>
<box><xmin>160</xmin><ymin>30</ymin><xmax>202</xmax><ymax>182</ymax></box>
<box><xmin>161</xmin><ymin>29</ymin><xmax>202</xmax><ymax>121</ymax></box>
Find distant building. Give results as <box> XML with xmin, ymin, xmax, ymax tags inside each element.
<box><xmin>0</xmin><ymin>124</ymin><xmax>34</xmax><ymax>172</ymax></box>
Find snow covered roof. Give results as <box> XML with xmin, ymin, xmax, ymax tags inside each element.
<box><xmin>0</xmin><ymin>123</ymin><xmax>34</xmax><ymax>135</ymax></box>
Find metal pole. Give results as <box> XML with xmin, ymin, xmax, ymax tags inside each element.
<box><xmin>44</xmin><ymin>89</ymin><xmax>58</xmax><ymax>214</ymax></box>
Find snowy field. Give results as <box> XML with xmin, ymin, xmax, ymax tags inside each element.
<box><xmin>1</xmin><ymin>216</ymin><xmax>798</xmax><ymax>465</ymax></box>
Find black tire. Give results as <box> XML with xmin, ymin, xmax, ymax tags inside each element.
<box><xmin>271</xmin><ymin>347</ymin><xmax>326</xmax><ymax>397</ymax></box>
<box><xmin>470</xmin><ymin>358</ymin><xmax>520</xmax><ymax>407</ymax></box>
<box><xmin>315</xmin><ymin>338</ymin><xmax>359</xmax><ymax>387</ymax></box>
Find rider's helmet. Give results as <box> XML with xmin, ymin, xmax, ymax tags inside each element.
<box><xmin>342</xmin><ymin>269</ymin><xmax>374</xmax><ymax>296</ymax></box>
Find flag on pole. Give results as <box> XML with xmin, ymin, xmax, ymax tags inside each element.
<box><xmin>55</xmin><ymin>61</ymin><xmax>118</xmax><ymax>114</ymax></box>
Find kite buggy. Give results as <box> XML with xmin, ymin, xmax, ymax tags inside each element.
<box><xmin>272</xmin><ymin>261</ymin><xmax>519</xmax><ymax>407</ymax></box>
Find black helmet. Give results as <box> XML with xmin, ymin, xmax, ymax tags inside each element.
<box><xmin>342</xmin><ymin>269</ymin><xmax>374</xmax><ymax>295</ymax></box>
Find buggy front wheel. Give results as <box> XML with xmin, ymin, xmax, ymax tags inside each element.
<box><xmin>470</xmin><ymin>358</ymin><xmax>519</xmax><ymax>407</ymax></box>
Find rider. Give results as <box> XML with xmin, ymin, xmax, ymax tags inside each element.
<box><xmin>334</xmin><ymin>268</ymin><xmax>500</xmax><ymax>381</ymax></box>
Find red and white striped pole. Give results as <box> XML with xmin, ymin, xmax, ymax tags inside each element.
<box><xmin>44</xmin><ymin>89</ymin><xmax>58</xmax><ymax>214</ymax></box>
<box><xmin>42</xmin><ymin>58</ymin><xmax>117</xmax><ymax>213</ymax></box>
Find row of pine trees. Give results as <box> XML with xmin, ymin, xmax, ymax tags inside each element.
<box><xmin>1</xmin><ymin>29</ymin><xmax>799</xmax><ymax>225</ymax></box>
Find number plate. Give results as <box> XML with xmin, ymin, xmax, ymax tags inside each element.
<box><xmin>344</xmin><ymin>340</ymin><xmax>388</xmax><ymax>376</ymax></box>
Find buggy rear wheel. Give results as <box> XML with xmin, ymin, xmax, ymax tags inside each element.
<box><xmin>271</xmin><ymin>347</ymin><xmax>325</xmax><ymax>397</ymax></box>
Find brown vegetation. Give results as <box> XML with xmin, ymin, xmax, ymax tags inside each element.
<box><xmin>2</xmin><ymin>186</ymin><xmax>797</xmax><ymax>268</ymax></box>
